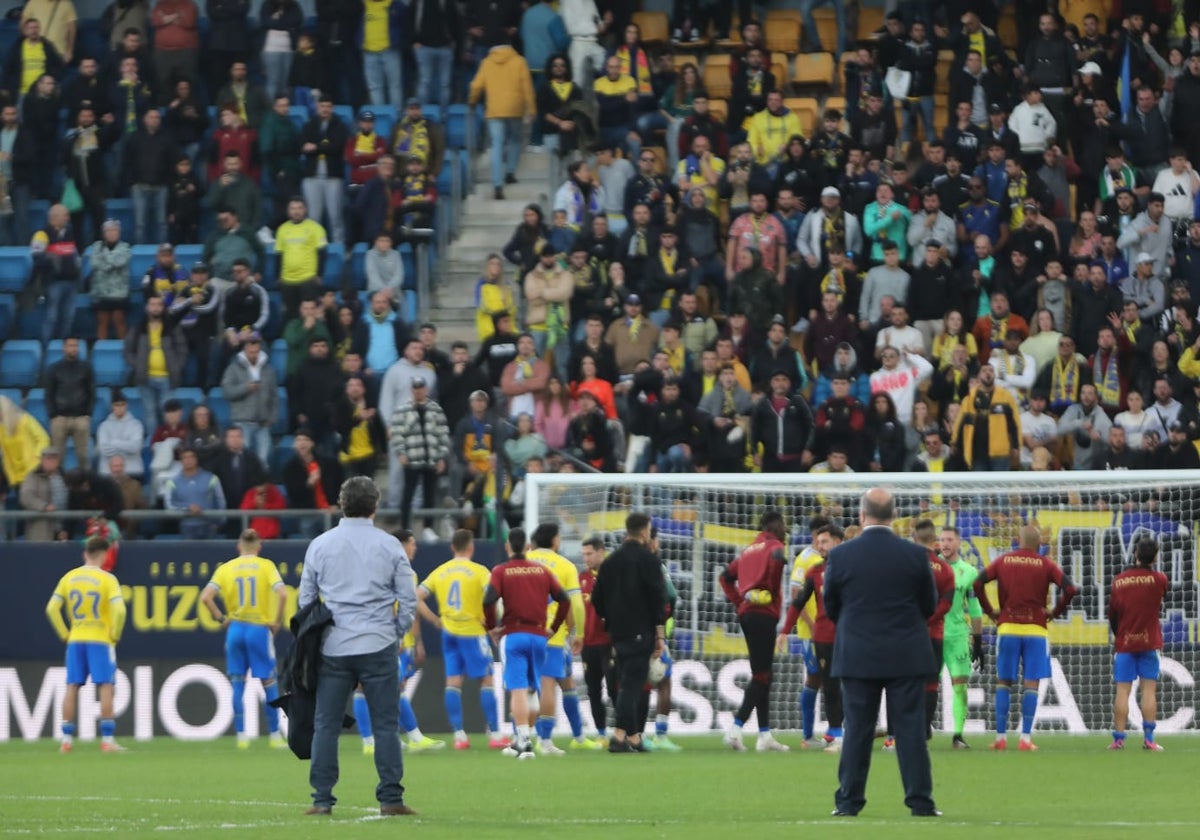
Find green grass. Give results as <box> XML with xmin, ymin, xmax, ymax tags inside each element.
<box><xmin>0</xmin><ymin>734</ymin><xmax>1197</xmax><ymax>839</ymax></box>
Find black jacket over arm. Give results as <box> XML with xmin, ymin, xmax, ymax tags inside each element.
<box><xmin>591</xmin><ymin>539</ymin><xmax>666</xmax><ymax>643</ymax></box>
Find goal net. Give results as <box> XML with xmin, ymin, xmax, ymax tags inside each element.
<box><xmin>525</xmin><ymin>471</ymin><xmax>1200</xmax><ymax>737</ymax></box>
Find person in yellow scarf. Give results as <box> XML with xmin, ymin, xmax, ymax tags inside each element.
<box><xmin>475</xmin><ymin>254</ymin><xmax>516</xmax><ymax>342</ymax></box>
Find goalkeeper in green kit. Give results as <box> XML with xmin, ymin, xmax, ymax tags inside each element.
<box><xmin>939</xmin><ymin>526</ymin><xmax>984</xmax><ymax>748</ymax></box>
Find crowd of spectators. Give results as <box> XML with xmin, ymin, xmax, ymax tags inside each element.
<box><xmin>8</xmin><ymin>1</ymin><xmax>1200</xmax><ymax>542</ymax></box>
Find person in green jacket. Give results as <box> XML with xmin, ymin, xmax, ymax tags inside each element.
<box><xmin>259</xmin><ymin>94</ymin><xmax>305</xmax><ymax>228</ymax></box>
<box><xmin>282</xmin><ymin>297</ymin><xmax>332</xmax><ymax>379</ymax></box>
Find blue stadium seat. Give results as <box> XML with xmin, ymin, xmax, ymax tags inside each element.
<box><xmin>351</xmin><ymin>242</ymin><xmax>368</xmax><ymax>289</ymax></box>
<box><xmin>273</xmin><ymin>388</ymin><xmax>289</xmax><ymax>435</ymax></box>
<box><xmin>399</xmin><ymin>243</ymin><xmax>416</xmax><ymax>290</ymax></box>
<box><xmin>270</xmin><ymin>435</ymin><xmax>295</xmax><ymax>478</ymax></box>
<box><xmin>207</xmin><ymin>393</ymin><xmax>232</xmax><ymax>429</ymax></box>
<box><xmin>166</xmin><ymin>387</ymin><xmax>206</xmax><ymax>419</ymax></box>
<box><xmin>23</xmin><ymin>388</ymin><xmax>48</xmax><ymax>428</ymax></box>
<box><xmin>323</xmin><ymin>242</ymin><xmax>345</xmax><ymax>287</ymax></box>
<box><xmin>333</xmin><ymin>105</ymin><xmax>355</xmax><ymax>127</ymax></box>
<box><xmin>269</xmin><ymin>339</ymin><xmax>288</xmax><ymax>383</ymax></box>
<box><xmin>0</xmin><ymin>19</ymin><xmax>20</xmax><ymax>59</ymax></box>
<box><xmin>72</xmin><ymin>295</ymin><xmax>97</xmax><ymax>340</ymax></box>
<box><xmin>445</xmin><ymin>104</ymin><xmax>468</xmax><ymax>149</ymax></box>
<box><xmin>421</xmin><ymin>104</ymin><xmax>442</xmax><ymax>124</ymax></box>
<box><xmin>92</xmin><ymin>340</ymin><xmax>128</xmax><ymax>387</ymax></box>
<box><xmin>0</xmin><ymin>340</ymin><xmax>43</xmax><ymax>388</ymax></box>
<box><xmin>0</xmin><ymin>387</ymin><xmax>22</xmax><ymax>406</ymax></box>
<box><xmin>0</xmin><ymin>248</ymin><xmax>31</xmax><ymax>293</ymax></box>
<box><xmin>90</xmin><ymin>390</ymin><xmax>111</xmax><ymax>434</ymax></box>
<box><xmin>265</xmin><ymin>291</ymin><xmax>284</xmax><ymax>340</ymax></box>
<box><xmin>29</xmin><ymin>199</ymin><xmax>51</xmax><ymax>226</ymax></box>
<box><xmin>129</xmin><ymin>244</ymin><xmax>161</xmax><ymax>282</ymax></box>
<box><xmin>175</xmin><ymin>244</ymin><xmax>203</xmax><ymax>266</ymax></box>
<box><xmin>106</xmin><ymin>199</ymin><xmax>135</xmax><ymax>235</ymax></box>
<box><xmin>262</xmin><ymin>250</ymin><xmax>280</xmax><ymax>289</ymax></box>
<box><xmin>0</xmin><ymin>293</ymin><xmax>14</xmax><ymax>341</ymax></box>
<box><xmin>122</xmin><ymin>392</ymin><xmax>148</xmax><ymax>428</ymax></box>
<box><xmin>289</xmin><ymin>105</ymin><xmax>308</xmax><ymax>132</ymax></box>
<box><xmin>17</xmin><ymin>301</ymin><xmax>45</xmax><ymax>340</ymax></box>
<box><xmin>44</xmin><ymin>339</ymin><xmax>90</xmax><ymax>369</ymax></box>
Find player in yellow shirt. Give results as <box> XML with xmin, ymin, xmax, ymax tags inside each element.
<box><xmin>415</xmin><ymin>529</ymin><xmax>508</xmax><ymax>750</ymax></box>
<box><xmin>527</xmin><ymin>523</ymin><xmax>603</xmax><ymax>753</ymax></box>
<box><xmin>789</xmin><ymin>515</ymin><xmax>830</xmax><ymax>747</ymax></box>
<box><xmin>200</xmin><ymin>530</ymin><xmax>288</xmax><ymax>749</ymax></box>
<box><xmin>45</xmin><ymin>536</ymin><xmax>127</xmax><ymax>753</ymax></box>
<box><xmin>274</xmin><ymin>198</ymin><xmax>328</xmax><ymax>317</ymax></box>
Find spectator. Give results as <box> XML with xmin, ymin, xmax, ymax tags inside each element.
<box><xmin>746</xmin><ymin>90</ymin><xmax>802</xmax><ymax>175</ymax></box>
<box><xmin>108</xmin><ymin>453</ymin><xmax>146</xmax><ymax>537</ymax></box>
<box><xmin>125</xmin><ymin>296</ymin><xmax>186</xmax><ymax>429</ymax></box>
<box><xmin>293</xmin><ymin>336</ymin><xmax>343</xmax><ymax>452</ymax></box>
<box><xmin>124</xmin><ymin>109</ymin><xmax>175</xmax><ymax>245</ymax></box>
<box><xmin>300</xmin><ymin>98</ymin><xmax>349</xmax><ymax>244</ymax></box>
<box><xmin>1122</xmin><ymin>253</ymin><xmax>1167</xmax><ymax>323</ymax></box>
<box><xmin>1071</xmin><ymin>262</ymin><xmax>1125</xmax><ymax>357</ymax></box>
<box><xmin>1151</xmin><ymin>148</ymin><xmax>1199</xmax><ymax>224</ymax></box>
<box><xmin>204</xmin><ymin>0</ymin><xmax>252</xmax><ymax>96</ymax></box>
<box><xmin>874</xmin><ymin>303</ymin><xmax>925</xmax><ymax>361</ymax></box>
<box><xmin>63</xmin><ymin>55</ymin><xmax>109</xmax><ymax>119</ymax></box>
<box><xmin>31</xmin><ymin>204</ymin><xmax>81</xmax><ymax>344</ymax></box>
<box><xmin>907</xmin><ymin>190</ymin><xmax>957</xmax><ymax>269</ymax></box>
<box><xmin>3</xmin><ymin>19</ymin><xmax>64</xmax><ymax>102</ymax></box>
<box><xmin>727</xmin><ymin>192</ymin><xmax>786</xmax><ymax>287</ymax></box>
<box><xmin>1057</xmin><ymin>383</ymin><xmax>1112</xmax><ymax>470</ymax></box>
<box><xmin>388</xmin><ymin>376</ymin><xmax>449</xmax><ymax>535</ymax></box>
<box><xmin>364</xmin><ymin>232</ymin><xmax>405</xmax><ymax>300</ymax></box>
<box><xmin>410</xmin><ymin>0</ymin><xmax>460</xmax><ymax>114</ymax></box>
<box><xmin>501</xmin><ymin>334</ymin><xmax>551</xmax><ymax>420</ymax></box>
<box><xmin>165</xmin><ymin>448</ymin><xmax>225</xmax><ymax>538</ymax></box>
<box><xmin>469</xmin><ymin>40</ymin><xmax>536</xmax><ymax>199</ymax></box>
<box><xmin>391</xmin><ymin>97</ymin><xmax>446</xmax><ymax>176</ymax></box>
<box><xmin>992</xmin><ymin>328</ymin><xmax>1036</xmax><ymax>404</ymax></box>
<box><xmin>647</xmin><ymin>376</ymin><xmax>696</xmax><ymax>473</ymax></box>
<box><xmin>220</xmin><ymin>332</ymin><xmax>278</xmax><ymax>463</ymax></box>
<box><xmin>573</xmin><ymin>354</ymin><xmax>618</xmax><ymax>420</ymax></box>
<box><xmin>239</xmin><ymin>480</ymin><xmax>286</xmax><ymax>540</ymax></box>
<box><xmin>288</xmin><ymin>31</ymin><xmax>329</xmax><ymax>113</ymax></box>
<box><xmin>1114</xmin><ymin>390</ymin><xmax>1160</xmax><ymax>451</ymax></box>
<box><xmin>858</xmin><ymin>241</ymin><xmax>910</xmax><ymax>328</ymax></box>
<box><xmin>208</xmin><ymin>148</ymin><xmax>260</xmax><ymax>232</ymax></box>
<box><xmin>210</xmin><ymin>426</ymin><xmax>266</xmax><ymax>532</ymax></box>
<box><xmin>951</xmin><ymin>364</ymin><xmax>1021</xmax><ymax>471</ymax></box>
<box><xmin>110</xmin><ymin>56</ymin><xmax>154</xmax><ymax>148</ymax></box>
<box><xmin>275</xmin><ymin>198</ymin><xmax>328</xmax><ymax>318</ymax></box>
<box><xmin>96</xmin><ymin>391</ymin><xmax>145</xmax><ymax>478</ymax></box>
<box><xmin>0</xmin><ymin>396</ymin><xmax>50</xmax><ymax>488</ymax></box>
<box><xmin>63</xmin><ymin>107</ymin><xmax>116</xmax><ymax>253</ymax></box>
<box><xmin>218</xmin><ymin>261</ymin><xmax>269</xmax><ymax>370</ymax></box>
<box><xmin>870</xmin><ymin>346</ymin><xmax>933</xmax><ymax>426</ymax></box>
<box><xmin>346</xmin><ymin>110</ymin><xmax>388</xmax><ymax>187</ymax></box>
<box><xmin>44</xmin><ymin>336</ymin><xmax>94</xmax><ymax>464</ymax></box>
<box><xmin>334</xmin><ymin>374</ymin><xmax>386</xmax><ymax>478</ymax></box>
<box><xmin>259</xmin><ymin>0</ymin><xmax>302</xmax><ymax>99</ymax></box>
<box><xmin>474</xmin><ymin>255</ymin><xmax>515</xmax><ymax>342</ymax></box>
<box><xmin>535</xmin><ymin>375</ymin><xmax>572</xmax><ymax>450</ymax></box>
<box><xmin>751</xmin><ymin>370</ymin><xmax>814</xmax><ymax>472</ymax></box>
<box><xmin>698</xmin><ymin>361</ymin><xmax>753</xmax><ymax>471</ymax></box>
<box><xmin>167</xmin><ymin>153</ymin><xmax>203</xmax><ymax>243</ymax></box>
<box><xmin>972</xmin><ymin>292</ymin><xmax>1030</xmax><ymax>364</ymax></box>
<box><xmin>379</xmin><ymin>337</ymin><xmax>438</xmax><ymax>438</ymax></box>
<box><xmin>605</xmin><ymin>294</ymin><xmax>659</xmax><ymax>375</ymax></box>
<box><xmin>89</xmin><ymin>220</ymin><xmax>133</xmax><ymax>340</ymax></box>
<box><xmin>1116</xmin><ymin>193</ymin><xmax>1173</xmax><ymax>277</ymax></box>
<box><xmin>20</xmin><ymin>447</ymin><xmax>69</xmax><ymax>541</ymax></box>
<box><xmin>20</xmin><ymin>75</ymin><xmax>61</xmax><ymax>202</ymax></box>
<box><xmin>360</xmin><ymin>0</ymin><xmax>404</xmax><ymax>107</ymax></box>
<box><xmin>728</xmin><ymin>46</ymin><xmax>772</xmax><ymax>138</ymax></box>
<box><xmin>150</xmin><ymin>0</ymin><xmax>199</xmax><ymax>101</ymax></box>
<box><xmin>260</xmin><ymin>95</ymin><xmax>304</xmax><ymax>228</ymax></box>
<box><xmin>439</xmin><ymin>341</ymin><xmax>490</xmax><ymax>433</ymax></box>
<box><xmin>728</xmin><ymin>248</ymin><xmax>783</xmax><ymax>336</ymax></box>
<box><xmin>182</xmin><ymin>403</ymin><xmax>222</xmax><ymax>471</ymax></box>
<box><xmin>0</xmin><ymin>103</ymin><xmax>33</xmax><ymax>247</ymax></box>
<box><xmin>748</xmin><ymin>314</ymin><xmax>804</xmax><ymax>392</ymax></box>
<box><xmin>452</xmin><ymin>389</ymin><xmax>497</xmax><ymax>512</ymax></box>
<box><xmin>1126</xmin><ymin>86</ymin><xmax>1170</xmax><ymax>186</ymax></box>
<box><xmin>204</xmin><ymin>209</ymin><xmax>265</xmax><ymax>280</ymax></box>
<box><xmin>356</xmin><ymin>290</ymin><xmax>407</xmax><ymax>380</ymax></box>
<box><xmin>1018</xmin><ymin>389</ymin><xmax>1059</xmax><ymax>467</ymax></box>
<box><xmin>1035</xmin><ymin>333</ymin><xmax>1091</xmax><ymax>415</ymax></box>
<box><xmin>142</xmin><ymin>242</ymin><xmax>188</xmax><ymax>305</ymax></box>
<box><xmin>282</xmin><ymin>428</ymin><xmax>342</xmax><ymax>537</ymax></box>
<box><xmin>594</xmin><ymin>145</ymin><xmax>635</xmax><ymax>235</ymax></box>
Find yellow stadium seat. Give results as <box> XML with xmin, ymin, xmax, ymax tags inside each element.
<box><xmin>792</xmin><ymin>52</ymin><xmax>835</xmax><ymax>89</ymax></box>
<box><xmin>1061</xmin><ymin>0</ymin><xmax>1112</xmax><ymax>33</ymax></box>
<box><xmin>765</xmin><ymin>18</ymin><xmax>801</xmax><ymax>55</ymax></box>
<box><xmin>771</xmin><ymin>52</ymin><xmax>790</xmax><ymax>88</ymax></box>
<box><xmin>703</xmin><ymin>55</ymin><xmax>732</xmax><ymax>99</ymax></box>
<box><xmin>814</xmin><ymin>18</ymin><xmax>839</xmax><ymax>53</ymax></box>
<box><xmin>997</xmin><ymin>13</ymin><xmax>1018</xmax><ymax>50</ymax></box>
<box><xmin>644</xmin><ymin>146</ymin><xmax>668</xmax><ymax>176</ymax></box>
<box><xmin>632</xmin><ymin>11</ymin><xmax>669</xmax><ymax>45</ymax></box>
<box><xmin>936</xmin><ymin>50</ymin><xmax>954</xmax><ymax>95</ymax></box>
<box><xmin>857</xmin><ymin>7</ymin><xmax>884</xmax><ymax>41</ymax></box>
<box><xmin>784</xmin><ymin>97</ymin><xmax>819</xmax><ymax>135</ymax></box>
<box><xmin>765</xmin><ymin>10</ymin><xmax>803</xmax><ymax>25</ymax></box>
<box><xmin>708</xmin><ymin>98</ymin><xmax>728</xmax><ymax>124</ymax></box>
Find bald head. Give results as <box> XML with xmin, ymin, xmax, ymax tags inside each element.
<box><xmin>860</xmin><ymin>487</ymin><xmax>895</xmax><ymax>524</ymax></box>
<box><xmin>1018</xmin><ymin>525</ymin><xmax>1042</xmax><ymax>550</ymax></box>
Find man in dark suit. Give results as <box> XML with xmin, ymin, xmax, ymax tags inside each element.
<box><xmin>823</xmin><ymin>487</ymin><xmax>940</xmax><ymax>817</ymax></box>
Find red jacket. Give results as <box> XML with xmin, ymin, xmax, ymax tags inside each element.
<box><xmin>208</xmin><ymin>125</ymin><xmax>260</xmax><ymax>183</ymax></box>
<box><xmin>720</xmin><ymin>531</ymin><xmax>787</xmax><ymax>619</ymax></box>
<box><xmin>580</xmin><ymin>569</ymin><xmax>610</xmax><ymax>647</ymax></box>
<box><xmin>346</xmin><ymin>132</ymin><xmax>387</xmax><ymax>185</ymax></box>
<box><xmin>239</xmin><ymin>485</ymin><xmax>286</xmax><ymax>540</ymax></box>
<box><xmin>926</xmin><ymin>549</ymin><xmax>955</xmax><ymax>640</ymax></box>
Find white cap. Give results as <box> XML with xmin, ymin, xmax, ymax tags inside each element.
<box><xmin>1136</xmin><ymin>252</ymin><xmax>1154</xmax><ymax>264</ymax></box>
<box><xmin>821</xmin><ymin>186</ymin><xmax>840</xmax><ymax>198</ymax></box>
<box><xmin>1078</xmin><ymin>61</ymin><xmax>1102</xmax><ymax>76</ymax></box>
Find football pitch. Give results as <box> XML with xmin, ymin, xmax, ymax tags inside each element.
<box><xmin>1</xmin><ymin>735</ymin><xmax>1196</xmax><ymax>839</ymax></box>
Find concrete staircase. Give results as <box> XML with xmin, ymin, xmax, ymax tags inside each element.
<box><xmin>429</xmin><ymin>149</ymin><xmax>555</xmax><ymax>350</ymax></box>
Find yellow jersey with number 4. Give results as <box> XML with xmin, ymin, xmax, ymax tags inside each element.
<box><xmin>790</xmin><ymin>547</ymin><xmax>822</xmax><ymax>639</ymax></box>
<box><xmin>49</xmin><ymin>567</ymin><xmax>124</xmax><ymax>644</ymax></box>
<box><xmin>527</xmin><ymin>548</ymin><xmax>583</xmax><ymax>647</ymax></box>
<box><xmin>208</xmin><ymin>555</ymin><xmax>284</xmax><ymax>626</ymax></box>
<box><xmin>420</xmin><ymin>557</ymin><xmax>490</xmax><ymax>637</ymax></box>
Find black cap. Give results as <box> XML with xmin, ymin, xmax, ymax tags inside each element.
<box><xmin>190</xmin><ymin>261</ymin><xmax>209</xmax><ymax>274</ymax></box>
<box><xmin>770</xmin><ymin>313</ymin><xmax>786</xmax><ymax>326</ymax></box>
<box><xmin>111</xmin><ymin>389</ymin><xmax>128</xmax><ymax>404</ymax></box>
<box><xmin>411</xmin><ymin>376</ymin><xmax>428</xmax><ymax>389</ymax></box>
<box><xmin>770</xmin><ymin>368</ymin><xmax>793</xmax><ymax>381</ymax></box>
<box><xmin>988</xmin><ymin>102</ymin><xmax>1004</xmax><ymax>115</ymax></box>
<box><xmin>926</xmin><ymin>238</ymin><xmax>943</xmax><ymax>249</ymax></box>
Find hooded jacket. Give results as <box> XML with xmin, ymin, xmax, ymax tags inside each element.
<box><xmin>220</xmin><ymin>350</ymin><xmax>280</xmax><ymax>427</ymax></box>
<box><xmin>812</xmin><ymin>343</ymin><xmax>872</xmax><ymax>406</ymax></box>
<box><xmin>468</xmin><ymin>46</ymin><xmax>536</xmax><ymax>120</ymax></box>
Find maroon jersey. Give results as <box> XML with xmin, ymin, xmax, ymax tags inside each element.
<box><xmin>927</xmin><ymin>550</ymin><xmax>956</xmax><ymax>640</ymax></box>
<box><xmin>783</xmin><ymin>561</ymin><xmax>836</xmax><ymax>643</ymax></box>
<box><xmin>1108</xmin><ymin>567</ymin><xmax>1169</xmax><ymax>653</ymax></box>
<box><xmin>485</xmin><ymin>558</ymin><xmax>567</xmax><ymax>637</ymax></box>
<box><xmin>579</xmin><ymin>569</ymin><xmax>610</xmax><ymax>647</ymax></box>
<box><xmin>720</xmin><ymin>532</ymin><xmax>787</xmax><ymax>619</ymax></box>
<box><xmin>974</xmin><ymin>549</ymin><xmax>1075</xmax><ymax>629</ymax></box>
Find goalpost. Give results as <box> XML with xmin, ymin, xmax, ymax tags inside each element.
<box><xmin>524</xmin><ymin>471</ymin><xmax>1200</xmax><ymax>736</ymax></box>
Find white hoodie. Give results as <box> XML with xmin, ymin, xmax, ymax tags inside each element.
<box><xmin>1008</xmin><ymin>101</ymin><xmax>1057</xmax><ymax>153</ymax></box>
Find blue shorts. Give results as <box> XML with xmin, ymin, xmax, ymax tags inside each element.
<box><xmin>502</xmin><ymin>633</ymin><xmax>547</xmax><ymax>692</ymax></box>
<box><xmin>798</xmin><ymin>639</ymin><xmax>819</xmax><ymax>674</ymax></box>
<box><xmin>996</xmin><ymin>635</ymin><xmax>1051</xmax><ymax>683</ymax></box>
<box><xmin>541</xmin><ymin>644</ymin><xmax>573</xmax><ymax>681</ymax></box>
<box><xmin>659</xmin><ymin>648</ymin><xmax>674</xmax><ymax>678</ymax></box>
<box><xmin>65</xmin><ymin>642</ymin><xmax>116</xmax><ymax>686</ymax></box>
<box><xmin>398</xmin><ymin>651</ymin><xmax>416</xmax><ymax>681</ymax></box>
<box><xmin>1114</xmin><ymin>651</ymin><xmax>1161</xmax><ymax>683</ymax></box>
<box><xmin>226</xmin><ymin>622</ymin><xmax>276</xmax><ymax>681</ymax></box>
<box><xmin>444</xmin><ymin>631</ymin><xmax>493</xmax><ymax>680</ymax></box>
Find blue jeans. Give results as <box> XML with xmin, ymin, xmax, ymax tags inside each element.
<box><xmin>416</xmin><ymin>46</ymin><xmax>453</xmax><ymax>114</ymax></box>
<box><xmin>488</xmin><ymin>118</ymin><xmax>522</xmax><ymax>187</ymax></box>
<box><xmin>140</xmin><ymin>376</ymin><xmax>172</xmax><ymax>430</ymax></box>
<box><xmin>655</xmin><ymin>443</ymin><xmax>692</xmax><ymax>473</ymax></box>
<box><xmin>261</xmin><ymin>50</ymin><xmax>294</xmax><ymax>99</ymax></box>
<box><xmin>44</xmin><ymin>280</ymin><xmax>76</xmax><ymax>344</ymax></box>
<box><xmin>901</xmin><ymin>96</ymin><xmax>936</xmax><ymax>145</ymax></box>
<box><xmin>311</xmin><ymin>644</ymin><xmax>405</xmax><ymax>809</ymax></box>
<box><xmin>363</xmin><ymin>49</ymin><xmax>403</xmax><ymax>106</ymax></box>
<box><xmin>302</xmin><ymin>177</ymin><xmax>345</xmax><ymax>244</ymax></box>
<box><xmin>600</xmin><ymin>125</ymin><xmax>639</xmax><ymax>159</ymax></box>
<box><xmin>131</xmin><ymin>184</ymin><xmax>167</xmax><ymax>245</ymax></box>
<box><xmin>800</xmin><ymin>0</ymin><xmax>847</xmax><ymax>56</ymax></box>
<box><xmin>238</xmin><ymin>421</ymin><xmax>273</xmax><ymax>464</ymax></box>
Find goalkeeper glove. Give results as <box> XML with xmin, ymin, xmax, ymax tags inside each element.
<box><xmin>665</xmin><ymin>617</ymin><xmax>675</xmax><ymax>639</ymax></box>
<box><xmin>971</xmin><ymin>634</ymin><xmax>984</xmax><ymax>670</ymax></box>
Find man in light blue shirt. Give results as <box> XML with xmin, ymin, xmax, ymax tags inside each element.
<box><xmin>299</xmin><ymin>476</ymin><xmax>418</xmax><ymax>817</ymax></box>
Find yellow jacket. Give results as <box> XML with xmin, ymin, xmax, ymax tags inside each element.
<box><xmin>747</xmin><ymin>108</ymin><xmax>803</xmax><ymax>165</ymax></box>
<box><xmin>1178</xmin><ymin>346</ymin><xmax>1200</xmax><ymax>379</ymax></box>
<box><xmin>952</xmin><ymin>385</ymin><xmax>1022</xmax><ymax>467</ymax></box>
<box><xmin>476</xmin><ymin>278</ymin><xmax>516</xmax><ymax>342</ymax></box>
<box><xmin>0</xmin><ymin>413</ymin><xmax>51</xmax><ymax>486</ymax></box>
<box><xmin>468</xmin><ymin>46</ymin><xmax>536</xmax><ymax>120</ymax></box>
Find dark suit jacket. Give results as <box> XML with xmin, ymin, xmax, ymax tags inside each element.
<box><xmin>824</xmin><ymin>525</ymin><xmax>937</xmax><ymax>679</ymax></box>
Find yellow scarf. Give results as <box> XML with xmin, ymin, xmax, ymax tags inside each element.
<box><xmin>394</xmin><ymin>119</ymin><xmax>429</xmax><ymax>164</ymax></box>
<box><xmin>1093</xmin><ymin>350</ymin><xmax>1121</xmax><ymax>406</ymax></box>
<box><xmin>628</xmin><ymin>315</ymin><xmax>641</xmax><ymax>340</ymax></box>
<box><xmin>1124</xmin><ymin>319</ymin><xmax>1140</xmax><ymax>345</ymax></box>
<box><xmin>1051</xmin><ymin>357</ymin><xmax>1079</xmax><ymax>404</ymax></box>
<box><xmin>551</xmin><ymin>80</ymin><xmax>573</xmax><ymax>100</ymax></box>
<box><xmin>665</xmin><ymin>345</ymin><xmax>686</xmax><ymax>374</ymax></box>
<box><xmin>617</xmin><ymin>46</ymin><xmax>652</xmax><ymax>95</ymax></box>
<box><xmin>355</xmin><ymin>131</ymin><xmax>378</xmax><ymax>155</ymax></box>
<box><xmin>659</xmin><ymin>250</ymin><xmax>677</xmax><ymax>309</ymax></box>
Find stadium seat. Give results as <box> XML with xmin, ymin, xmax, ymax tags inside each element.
<box><xmin>323</xmin><ymin>242</ymin><xmax>346</xmax><ymax>287</ymax></box>
<box><xmin>810</xmin><ymin>9</ymin><xmax>840</xmax><ymax>52</ymax></box>
<box><xmin>765</xmin><ymin>19</ymin><xmax>801</xmax><ymax>55</ymax></box>
<box><xmin>273</xmin><ymin>387</ymin><xmax>289</xmax><ymax>435</ymax></box>
<box><xmin>333</xmin><ymin>105</ymin><xmax>355</xmax><ymax>127</ymax></box>
<box><xmin>106</xmin><ymin>199</ymin><xmax>135</xmax><ymax>235</ymax></box>
<box><xmin>17</xmin><ymin>300</ymin><xmax>45</xmax><ymax>340</ymax></box>
<box><xmin>289</xmin><ymin>105</ymin><xmax>308</xmax><ymax>132</ymax></box>
<box><xmin>72</xmin><ymin>295</ymin><xmax>97</xmax><ymax>340</ymax></box>
<box><xmin>270</xmin><ymin>435</ymin><xmax>295</xmax><ymax>478</ymax></box>
<box><xmin>351</xmin><ymin>242</ymin><xmax>369</xmax><ymax>289</ymax></box>
<box><xmin>0</xmin><ymin>248</ymin><xmax>31</xmax><ymax>293</ymax></box>
<box><xmin>708</xmin><ymin>99</ymin><xmax>728</xmax><ymax>125</ymax></box>
<box><xmin>206</xmin><ymin>393</ymin><xmax>231</xmax><ymax>430</ymax></box>
<box><xmin>175</xmin><ymin>244</ymin><xmax>203</xmax><ymax>267</ymax></box>
<box><xmin>857</xmin><ymin>7</ymin><xmax>884</xmax><ymax>41</ymax></box>
<box><xmin>265</xmin><ymin>291</ymin><xmax>284</xmax><ymax>340</ymax></box>
<box><xmin>0</xmin><ymin>293</ymin><xmax>14</xmax><ymax>341</ymax></box>
<box><xmin>770</xmin><ymin>53</ymin><xmax>789</xmax><ymax>89</ymax></box>
<box><xmin>90</xmin><ymin>390</ymin><xmax>111</xmax><ymax>434</ymax></box>
<box><xmin>421</xmin><ymin>104</ymin><xmax>442</xmax><ymax>124</ymax></box>
<box><xmin>0</xmin><ymin>340</ymin><xmax>43</xmax><ymax>388</ymax></box>
<box><xmin>166</xmin><ymin>387</ymin><xmax>206</xmax><ymax>419</ymax></box>
<box><xmin>23</xmin><ymin>388</ymin><xmax>48</xmax><ymax>428</ymax></box>
<box><xmin>792</xmin><ymin>53</ymin><xmax>835</xmax><ymax>90</ymax></box>
<box><xmin>784</xmin><ymin>98</ymin><xmax>819</xmax><ymax>136</ymax></box>
<box><xmin>269</xmin><ymin>339</ymin><xmax>288</xmax><ymax>383</ymax></box>
<box><xmin>702</xmin><ymin>55</ymin><xmax>732</xmax><ymax>100</ymax></box>
<box><xmin>92</xmin><ymin>340</ymin><xmax>128</xmax><ymax>387</ymax></box>
<box><xmin>0</xmin><ymin>387</ymin><xmax>22</xmax><ymax>406</ymax></box>
<box><xmin>129</xmin><ymin>244</ymin><xmax>160</xmax><ymax>282</ymax></box>
<box><xmin>44</xmin><ymin>339</ymin><xmax>90</xmax><ymax>370</ymax></box>
<box><xmin>445</xmin><ymin>104</ymin><xmax>468</xmax><ymax>150</ymax></box>
<box><xmin>632</xmin><ymin>11</ymin><xmax>669</xmax><ymax>44</ymax></box>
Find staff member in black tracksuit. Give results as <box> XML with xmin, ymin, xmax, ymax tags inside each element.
<box><xmin>590</xmin><ymin>511</ymin><xmax>666</xmax><ymax>754</ymax></box>
<box><xmin>750</xmin><ymin>369</ymin><xmax>815</xmax><ymax>472</ymax></box>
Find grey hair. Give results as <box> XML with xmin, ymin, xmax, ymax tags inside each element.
<box><xmin>338</xmin><ymin>476</ymin><xmax>380</xmax><ymax>519</ymax></box>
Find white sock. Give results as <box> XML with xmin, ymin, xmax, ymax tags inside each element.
<box><xmin>102</xmin><ymin>734</ymin><xmax>115</xmax><ymax>744</ymax></box>
<box><xmin>62</xmin><ymin>735</ymin><xmax>74</xmax><ymax>745</ymax></box>
<box><xmin>362</xmin><ymin>736</ymin><xmax>375</xmax><ymax>746</ymax></box>
<box><xmin>489</xmin><ymin>731</ymin><xmax>503</xmax><ymax>739</ymax></box>
<box><xmin>408</xmin><ymin>727</ymin><xmax>424</xmax><ymax>741</ymax></box>
<box><xmin>454</xmin><ymin>729</ymin><xmax>467</xmax><ymax>741</ymax></box>
<box><xmin>516</xmin><ymin>724</ymin><xmax>531</xmax><ymax>745</ymax></box>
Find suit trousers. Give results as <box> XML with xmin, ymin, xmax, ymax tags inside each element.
<box><xmin>612</xmin><ymin>635</ymin><xmax>654</xmax><ymax>734</ymax></box>
<box><xmin>836</xmin><ymin>675</ymin><xmax>935</xmax><ymax>815</ymax></box>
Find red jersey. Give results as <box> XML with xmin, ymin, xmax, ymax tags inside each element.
<box><xmin>579</xmin><ymin>569</ymin><xmax>610</xmax><ymax>647</ymax></box>
<box><xmin>1108</xmin><ymin>567</ymin><xmax>1169</xmax><ymax>653</ymax></box>
<box><xmin>783</xmin><ymin>561</ymin><xmax>836</xmax><ymax>643</ymax></box>
<box><xmin>485</xmin><ymin>558</ymin><xmax>567</xmax><ymax>637</ymax></box>
<box><xmin>974</xmin><ymin>549</ymin><xmax>1075</xmax><ymax>634</ymax></box>
<box><xmin>720</xmin><ymin>532</ymin><xmax>787</xmax><ymax>619</ymax></box>
<box><xmin>927</xmin><ymin>550</ymin><xmax>956</xmax><ymax>640</ymax></box>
